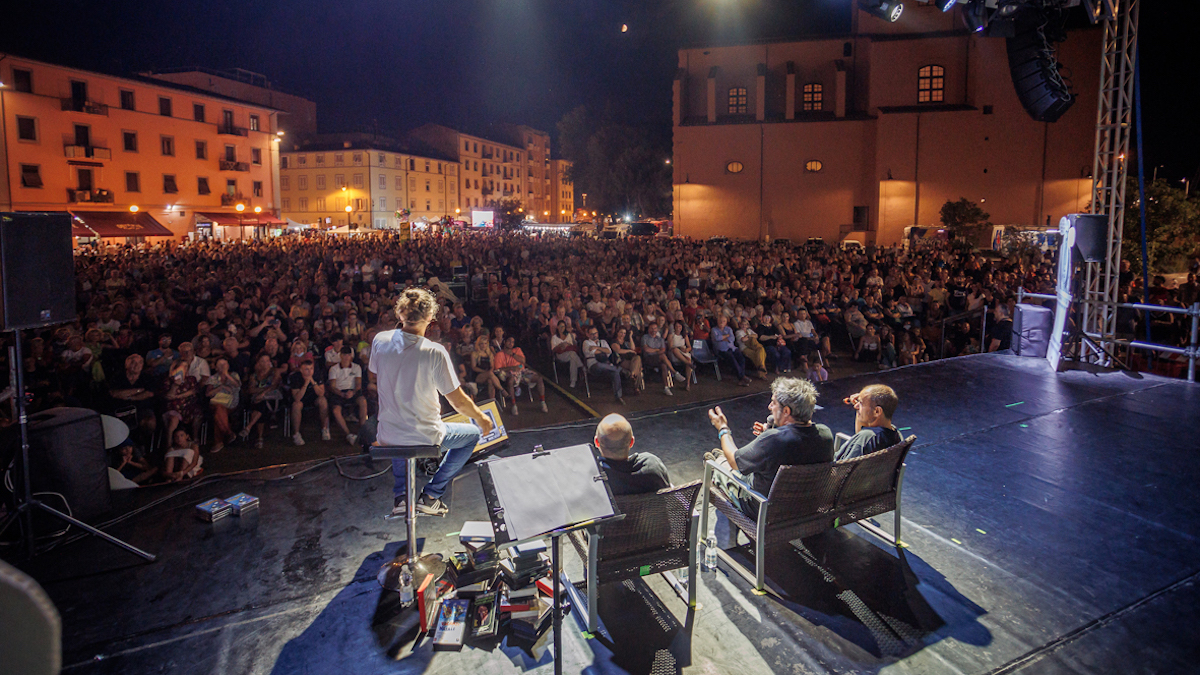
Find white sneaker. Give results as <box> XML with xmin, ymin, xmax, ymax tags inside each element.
<box><xmin>664</xmin><ymin>386</ymin><xmax>674</xmax><ymax>396</ymax></box>
<box><xmin>540</xmin><ymin>401</ymin><xmax>548</xmax><ymax>413</ymax></box>
<box><xmin>346</xmin><ymin>433</ymin><xmax>358</xmax><ymax>446</ymax></box>
<box><xmin>292</xmin><ymin>433</ymin><xmax>305</xmax><ymax>446</ymax></box>
<box><xmin>320</xmin><ymin>427</ymin><xmax>331</xmax><ymax>441</ymax></box>
<box><xmin>511</xmin><ymin>404</ymin><xmax>519</xmax><ymax>416</ymax></box>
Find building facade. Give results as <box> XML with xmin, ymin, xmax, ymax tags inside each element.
<box><xmin>0</xmin><ymin>54</ymin><xmax>282</xmax><ymax>240</ymax></box>
<box><xmin>549</xmin><ymin>159</ymin><xmax>574</xmax><ymax>221</ymax></box>
<box><xmin>279</xmin><ymin>134</ymin><xmax>458</xmax><ymax>229</ymax></box>
<box><xmin>671</xmin><ymin>4</ymin><xmax>1101</xmax><ymax>245</ymax></box>
<box><xmin>144</xmin><ymin>68</ymin><xmax>318</xmax><ymax>136</ymax></box>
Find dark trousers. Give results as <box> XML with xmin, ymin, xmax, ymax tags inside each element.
<box><xmin>716</xmin><ymin>348</ymin><xmax>747</xmax><ymax>380</ymax></box>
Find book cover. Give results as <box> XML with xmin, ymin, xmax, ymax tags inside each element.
<box><xmin>459</xmin><ymin>520</ymin><xmax>494</xmax><ymax>543</ymax></box>
<box><xmin>470</xmin><ymin>591</ymin><xmax>499</xmax><ymax>639</ymax></box>
<box><xmin>432</xmin><ymin>599</ymin><xmax>469</xmax><ymax>651</ymax></box>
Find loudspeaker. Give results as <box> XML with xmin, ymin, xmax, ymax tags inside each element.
<box><xmin>1013</xmin><ymin>303</ymin><xmax>1053</xmax><ymax>358</ymax></box>
<box><xmin>1006</xmin><ymin>19</ymin><xmax>1074</xmax><ymax>122</ymax></box>
<box><xmin>0</xmin><ymin>213</ymin><xmax>76</xmax><ymax>330</ymax></box>
<box><xmin>15</xmin><ymin>407</ymin><xmax>112</xmax><ymax>522</ymax></box>
<box><xmin>1066</xmin><ymin>213</ymin><xmax>1108</xmax><ymax>262</ymax></box>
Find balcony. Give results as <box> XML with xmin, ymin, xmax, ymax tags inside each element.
<box><xmin>220</xmin><ymin>160</ymin><xmax>250</xmax><ymax>172</ymax></box>
<box><xmin>482</xmin><ymin>151</ymin><xmax>494</xmax><ymax>159</ymax></box>
<box><xmin>60</xmin><ymin>98</ymin><xmax>109</xmax><ymax>116</ymax></box>
<box><xmin>64</xmin><ymin>145</ymin><xmax>112</xmax><ymax>160</ymax></box>
<box><xmin>221</xmin><ymin>193</ymin><xmax>247</xmax><ymax>206</ymax></box>
<box><xmin>481</xmin><ymin>188</ymin><xmax>494</xmax><ymax>196</ymax></box>
<box><xmin>217</xmin><ymin>125</ymin><xmax>249</xmax><ymax>137</ymax></box>
<box><xmin>67</xmin><ymin>188</ymin><xmax>114</xmax><ymax>203</ymax></box>
<box><xmin>503</xmin><ymin>190</ymin><xmax>513</xmax><ymax>197</ymax></box>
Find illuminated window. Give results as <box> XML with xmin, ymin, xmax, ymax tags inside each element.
<box><xmin>728</xmin><ymin>87</ymin><xmax>748</xmax><ymax>114</ymax></box>
<box><xmin>805</xmin><ymin>160</ymin><xmax>823</xmax><ymax>172</ymax></box>
<box><xmin>802</xmin><ymin>83</ymin><xmax>823</xmax><ymax>112</ymax></box>
<box><xmin>726</xmin><ymin>161</ymin><xmax>744</xmax><ymax>174</ymax></box>
<box><xmin>918</xmin><ymin>65</ymin><xmax>945</xmax><ymax>103</ymax></box>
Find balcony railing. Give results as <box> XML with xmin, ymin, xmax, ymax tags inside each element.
<box><xmin>64</xmin><ymin>145</ymin><xmax>112</xmax><ymax>160</ymax></box>
<box><xmin>67</xmin><ymin>188</ymin><xmax>114</xmax><ymax>203</ymax></box>
<box><xmin>219</xmin><ymin>160</ymin><xmax>250</xmax><ymax>172</ymax></box>
<box><xmin>217</xmin><ymin>125</ymin><xmax>249</xmax><ymax>137</ymax></box>
<box><xmin>481</xmin><ymin>188</ymin><xmax>494</xmax><ymax>196</ymax></box>
<box><xmin>221</xmin><ymin>193</ymin><xmax>247</xmax><ymax>206</ymax></box>
<box><xmin>60</xmin><ymin>99</ymin><xmax>109</xmax><ymax>116</ymax></box>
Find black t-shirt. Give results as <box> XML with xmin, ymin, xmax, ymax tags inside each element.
<box><xmin>287</xmin><ymin>371</ymin><xmax>322</xmax><ymax>404</ymax></box>
<box><xmin>835</xmin><ymin>425</ymin><xmax>903</xmax><ymax>462</ymax></box>
<box><xmin>990</xmin><ymin>318</ymin><xmax>1013</xmax><ymax>351</ymax></box>
<box><xmin>600</xmin><ymin>452</ymin><xmax>671</xmax><ymax>496</ymax></box>
<box><xmin>735</xmin><ymin>423</ymin><xmax>834</xmax><ymax>495</ymax></box>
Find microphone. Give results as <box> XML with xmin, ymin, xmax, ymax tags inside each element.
<box><xmin>764</xmin><ymin>414</ymin><xmax>775</xmax><ymax>429</ymax></box>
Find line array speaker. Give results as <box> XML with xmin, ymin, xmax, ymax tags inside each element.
<box><xmin>1006</xmin><ymin>18</ymin><xmax>1074</xmax><ymax>123</ymax></box>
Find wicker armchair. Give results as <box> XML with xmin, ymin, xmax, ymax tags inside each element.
<box><xmin>569</xmin><ymin>480</ymin><xmax>703</xmax><ymax>633</ymax></box>
<box><xmin>700</xmin><ymin>436</ymin><xmax>915</xmax><ymax>593</ymax></box>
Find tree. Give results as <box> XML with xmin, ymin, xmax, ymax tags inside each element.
<box><xmin>939</xmin><ymin>198</ymin><xmax>992</xmax><ymax>244</ymax></box>
<box><xmin>1121</xmin><ymin>176</ymin><xmax>1200</xmax><ymax>275</ymax></box>
<box><xmin>556</xmin><ymin>106</ymin><xmax>672</xmax><ymax>220</ymax></box>
<box><xmin>495</xmin><ymin>198</ymin><xmax>524</xmax><ymax>231</ymax></box>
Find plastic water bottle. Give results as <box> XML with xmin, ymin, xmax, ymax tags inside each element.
<box><xmin>398</xmin><ymin>563</ymin><xmax>414</xmax><ymax>606</ymax></box>
<box><xmin>677</xmin><ymin>564</ymin><xmax>688</xmax><ymax>586</ymax></box>
<box><xmin>704</xmin><ymin>534</ymin><xmax>719</xmax><ymax>571</ymax></box>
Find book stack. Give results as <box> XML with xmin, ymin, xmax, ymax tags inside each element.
<box><xmin>224</xmin><ymin>493</ymin><xmax>260</xmax><ymax>516</ymax></box>
<box><xmin>194</xmin><ymin>498</ymin><xmax>231</xmax><ymax>522</ymax></box>
<box><xmin>499</xmin><ymin>540</ymin><xmax>550</xmax><ymax>589</ymax></box>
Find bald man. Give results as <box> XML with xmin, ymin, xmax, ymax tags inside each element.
<box><xmin>594</xmin><ymin>414</ymin><xmax>671</xmax><ymax>495</ymax></box>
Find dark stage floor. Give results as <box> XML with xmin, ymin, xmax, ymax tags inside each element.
<box><xmin>14</xmin><ymin>353</ymin><xmax>1200</xmax><ymax>674</ymax></box>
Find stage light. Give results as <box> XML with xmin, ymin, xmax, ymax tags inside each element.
<box><xmin>962</xmin><ymin>0</ymin><xmax>988</xmax><ymax>32</ymax></box>
<box><xmin>860</xmin><ymin>0</ymin><xmax>903</xmax><ymax>22</ymax></box>
<box><xmin>940</xmin><ymin>0</ymin><xmax>957</xmax><ymax>11</ymax></box>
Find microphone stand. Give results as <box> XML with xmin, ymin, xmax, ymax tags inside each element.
<box><xmin>0</xmin><ymin>327</ymin><xmax>155</xmax><ymax>562</ymax></box>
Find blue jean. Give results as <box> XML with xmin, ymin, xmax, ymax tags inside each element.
<box><xmin>589</xmin><ymin>362</ymin><xmax>623</xmax><ymax>398</ymax></box>
<box><xmin>716</xmin><ymin>348</ymin><xmax>747</xmax><ymax>380</ymax></box>
<box><xmin>392</xmin><ymin>422</ymin><xmax>481</xmax><ymax>500</ymax></box>
<box><xmin>764</xmin><ymin>344</ymin><xmax>792</xmax><ymax>372</ymax></box>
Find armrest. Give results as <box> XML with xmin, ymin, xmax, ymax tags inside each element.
<box><xmin>704</xmin><ymin>460</ymin><xmax>768</xmax><ymax>504</ymax></box>
<box><xmin>834</xmin><ymin>432</ymin><xmax>853</xmax><ymax>452</ymax></box>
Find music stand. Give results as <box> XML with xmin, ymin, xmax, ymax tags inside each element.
<box><xmin>478</xmin><ymin>443</ymin><xmax>623</xmax><ymax>675</ymax></box>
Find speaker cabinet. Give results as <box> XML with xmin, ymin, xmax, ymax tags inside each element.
<box><xmin>1064</xmin><ymin>213</ymin><xmax>1109</xmax><ymax>263</ymax></box>
<box><xmin>15</xmin><ymin>407</ymin><xmax>112</xmax><ymax>522</ymax></box>
<box><xmin>0</xmin><ymin>213</ymin><xmax>77</xmax><ymax>330</ymax></box>
<box><xmin>1006</xmin><ymin>19</ymin><xmax>1075</xmax><ymax>123</ymax></box>
<box><xmin>1013</xmin><ymin>303</ymin><xmax>1054</xmax><ymax>358</ymax></box>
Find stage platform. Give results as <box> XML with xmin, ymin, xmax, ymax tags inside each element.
<box><xmin>15</xmin><ymin>353</ymin><xmax>1200</xmax><ymax>674</ymax></box>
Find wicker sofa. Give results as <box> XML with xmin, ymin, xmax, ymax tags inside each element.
<box><xmin>699</xmin><ymin>435</ymin><xmax>915</xmax><ymax>593</ymax></box>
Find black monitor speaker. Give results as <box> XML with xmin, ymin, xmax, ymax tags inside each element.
<box><xmin>1065</xmin><ymin>213</ymin><xmax>1108</xmax><ymax>263</ymax></box>
<box><xmin>0</xmin><ymin>213</ymin><xmax>76</xmax><ymax>330</ymax></box>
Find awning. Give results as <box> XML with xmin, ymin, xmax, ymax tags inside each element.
<box><xmin>248</xmin><ymin>214</ymin><xmax>286</xmax><ymax>225</ymax></box>
<box><xmin>69</xmin><ymin>211</ymin><xmax>173</xmax><ymax>237</ymax></box>
<box><xmin>195</xmin><ymin>211</ymin><xmax>241</xmax><ymax>225</ymax></box>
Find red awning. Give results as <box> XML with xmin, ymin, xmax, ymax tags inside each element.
<box><xmin>246</xmin><ymin>214</ymin><xmax>286</xmax><ymax>225</ymax></box>
<box><xmin>195</xmin><ymin>211</ymin><xmax>241</xmax><ymax>225</ymax></box>
<box><xmin>69</xmin><ymin>211</ymin><xmax>173</xmax><ymax>237</ymax></box>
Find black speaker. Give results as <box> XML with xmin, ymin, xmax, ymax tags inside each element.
<box><xmin>1006</xmin><ymin>19</ymin><xmax>1074</xmax><ymax>123</ymax></box>
<box><xmin>1013</xmin><ymin>303</ymin><xmax>1053</xmax><ymax>358</ymax></box>
<box><xmin>1066</xmin><ymin>213</ymin><xmax>1108</xmax><ymax>263</ymax></box>
<box><xmin>0</xmin><ymin>213</ymin><xmax>77</xmax><ymax>330</ymax></box>
<box><xmin>14</xmin><ymin>407</ymin><xmax>112</xmax><ymax>522</ymax></box>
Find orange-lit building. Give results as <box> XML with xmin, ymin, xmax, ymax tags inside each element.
<box><xmin>0</xmin><ymin>54</ymin><xmax>282</xmax><ymax>241</ymax></box>
<box><xmin>549</xmin><ymin>159</ymin><xmax>574</xmax><ymax>222</ymax></box>
<box><xmin>671</xmin><ymin>5</ymin><xmax>1101</xmax><ymax>245</ymax></box>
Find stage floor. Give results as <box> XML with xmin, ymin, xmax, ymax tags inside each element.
<box><xmin>16</xmin><ymin>353</ymin><xmax>1200</xmax><ymax>675</ymax></box>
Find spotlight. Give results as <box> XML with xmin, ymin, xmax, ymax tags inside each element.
<box><xmin>962</xmin><ymin>0</ymin><xmax>988</xmax><ymax>32</ymax></box>
<box><xmin>860</xmin><ymin>0</ymin><xmax>903</xmax><ymax>22</ymax></box>
<box><xmin>940</xmin><ymin>0</ymin><xmax>957</xmax><ymax>12</ymax></box>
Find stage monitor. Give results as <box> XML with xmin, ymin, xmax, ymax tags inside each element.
<box><xmin>441</xmin><ymin>399</ymin><xmax>508</xmax><ymax>456</ymax></box>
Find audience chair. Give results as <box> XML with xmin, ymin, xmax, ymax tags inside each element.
<box><xmin>691</xmin><ymin>339</ymin><xmax>721</xmax><ymax>381</ymax></box>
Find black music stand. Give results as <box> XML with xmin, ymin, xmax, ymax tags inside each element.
<box><xmin>369</xmin><ymin>444</ymin><xmax>441</xmax><ymax>556</ymax></box>
<box><xmin>478</xmin><ymin>444</ymin><xmax>623</xmax><ymax>675</ymax></box>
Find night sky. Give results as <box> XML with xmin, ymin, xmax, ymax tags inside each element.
<box><xmin>3</xmin><ymin>0</ymin><xmax>1196</xmax><ymax>179</ymax></box>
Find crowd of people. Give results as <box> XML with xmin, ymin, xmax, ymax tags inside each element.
<box><xmin>0</xmin><ymin>228</ymin><xmax>1077</xmax><ymax>486</ymax></box>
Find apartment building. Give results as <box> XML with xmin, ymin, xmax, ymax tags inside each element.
<box><xmin>279</xmin><ymin>134</ymin><xmax>458</xmax><ymax>229</ymax></box>
<box><xmin>0</xmin><ymin>54</ymin><xmax>282</xmax><ymax>240</ymax></box>
<box><xmin>672</xmin><ymin>4</ymin><xmax>1100</xmax><ymax>244</ymax></box>
<box><xmin>145</xmin><ymin>67</ymin><xmax>317</xmax><ymax>136</ymax></box>
<box><xmin>549</xmin><ymin>159</ymin><xmax>574</xmax><ymax>222</ymax></box>
<box><xmin>409</xmin><ymin>124</ymin><xmax>545</xmax><ymax>221</ymax></box>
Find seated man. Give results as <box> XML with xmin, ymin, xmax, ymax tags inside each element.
<box><xmin>836</xmin><ymin>384</ymin><xmax>902</xmax><ymax>462</ymax></box>
<box><xmin>706</xmin><ymin>377</ymin><xmax>833</xmax><ymax>520</ymax></box>
<box><xmin>288</xmin><ymin>359</ymin><xmax>330</xmax><ymax>445</ymax></box>
<box><xmin>584</xmin><ymin>326</ymin><xmax>625</xmax><ymax>403</ymax></box>
<box><xmin>710</xmin><ymin>314</ymin><xmax>752</xmax><ymax>386</ymax></box>
<box><xmin>494</xmin><ymin>335</ymin><xmax>548</xmax><ymax>414</ymax></box>
<box><xmin>594</xmin><ymin>413</ymin><xmax>670</xmax><ymax>495</ymax></box>
<box><xmin>327</xmin><ymin>346</ymin><xmax>368</xmax><ymax>446</ymax></box>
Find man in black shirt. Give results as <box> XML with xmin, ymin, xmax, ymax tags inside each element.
<box><xmin>835</xmin><ymin>384</ymin><xmax>902</xmax><ymax>462</ymax></box>
<box><xmin>707</xmin><ymin>377</ymin><xmax>833</xmax><ymax>519</ymax></box>
<box><xmin>594</xmin><ymin>414</ymin><xmax>670</xmax><ymax>496</ymax></box>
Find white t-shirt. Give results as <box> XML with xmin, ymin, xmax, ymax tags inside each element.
<box><xmin>327</xmin><ymin>362</ymin><xmax>362</xmax><ymax>391</ymax></box>
<box><xmin>370</xmin><ymin>329</ymin><xmax>460</xmax><ymax>446</ymax></box>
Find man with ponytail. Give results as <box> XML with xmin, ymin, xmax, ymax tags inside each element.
<box><xmin>371</xmin><ymin>287</ymin><xmax>494</xmax><ymax>517</ymax></box>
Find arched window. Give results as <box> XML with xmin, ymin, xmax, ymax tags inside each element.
<box><xmin>918</xmin><ymin>65</ymin><xmax>945</xmax><ymax>103</ymax></box>
<box><xmin>728</xmin><ymin>87</ymin><xmax>748</xmax><ymax>114</ymax></box>
<box><xmin>802</xmin><ymin>83</ymin><xmax>823</xmax><ymax>112</ymax></box>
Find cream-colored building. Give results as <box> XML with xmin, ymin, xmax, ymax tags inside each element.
<box><xmin>144</xmin><ymin>67</ymin><xmax>318</xmax><ymax>136</ymax></box>
<box><xmin>549</xmin><ymin>159</ymin><xmax>574</xmax><ymax>222</ymax></box>
<box><xmin>0</xmin><ymin>54</ymin><xmax>282</xmax><ymax>240</ymax></box>
<box><xmin>279</xmin><ymin>135</ymin><xmax>458</xmax><ymax>228</ymax></box>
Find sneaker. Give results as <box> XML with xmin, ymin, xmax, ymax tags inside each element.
<box><xmin>209</xmin><ymin>443</ymin><xmax>224</xmax><ymax>454</ymax></box>
<box><xmin>664</xmin><ymin>386</ymin><xmax>674</xmax><ymax>397</ymax></box>
<box><xmin>415</xmin><ymin>494</ymin><xmax>449</xmax><ymax>517</ymax></box>
<box><xmin>704</xmin><ymin>450</ymin><xmax>723</xmax><ymax>463</ymax></box>
<box><xmin>540</xmin><ymin>401</ymin><xmax>548</xmax><ymax>413</ymax></box>
<box><xmin>511</xmin><ymin>404</ymin><xmax>519</xmax><ymax>416</ymax></box>
<box><xmin>292</xmin><ymin>433</ymin><xmax>305</xmax><ymax>446</ymax></box>
<box><xmin>320</xmin><ymin>427</ymin><xmax>331</xmax><ymax>441</ymax></box>
<box><xmin>617</xmin><ymin>396</ymin><xmax>626</xmax><ymax>405</ymax></box>
<box><xmin>346</xmin><ymin>433</ymin><xmax>358</xmax><ymax>446</ymax></box>
<box><xmin>254</xmin><ymin>438</ymin><xmax>264</xmax><ymax>449</ymax></box>
<box><xmin>238</xmin><ymin>428</ymin><xmax>251</xmax><ymax>441</ymax></box>
<box><xmin>392</xmin><ymin>496</ymin><xmax>407</xmax><ymax>517</ymax></box>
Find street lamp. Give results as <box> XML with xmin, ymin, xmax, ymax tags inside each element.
<box><xmin>235</xmin><ymin>202</ymin><xmax>246</xmax><ymax>239</ymax></box>
<box><xmin>129</xmin><ymin>205</ymin><xmax>139</xmax><ymax>213</ymax></box>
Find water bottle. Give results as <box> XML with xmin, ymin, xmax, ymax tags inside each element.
<box><xmin>704</xmin><ymin>534</ymin><xmax>719</xmax><ymax>571</ymax></box>
<box><xmin>677</xmin><ymin>564</ymin><xmax>688</xmax><ymax>586</ymax></box>
<box><xmin>398</xmin><ymin>563</ymin><xmax>414</xmax><ymax>606</ymax></box>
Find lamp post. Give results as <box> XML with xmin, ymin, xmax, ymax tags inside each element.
<box><xmin>235</xmin><ymin>202</ymin><xmax>246</xmax><ymax>239</ymax></box>
<box><xmin>254</xmin><ymin>205</ymin><xmax>263</xmax><ymax>239</ymax></box>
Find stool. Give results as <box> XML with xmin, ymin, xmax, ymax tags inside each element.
<box><xmin>367</xmin><ymin>444</ymin><xmax>441</xmax><ymax>556</ymax></box>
